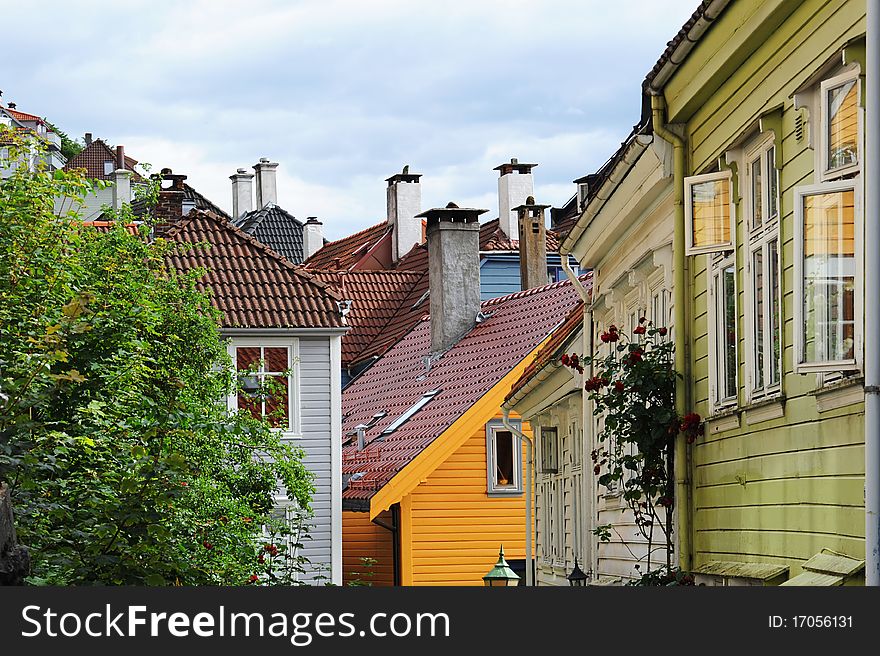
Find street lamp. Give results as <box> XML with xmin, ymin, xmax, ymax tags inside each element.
<box><xmin>567</xmin><ymin>558</ymin><xmax>588</xmax><ymax>586</ymax></box>
<box><xmin>483</xmin><ymin>545</ymin><xmax>520</xmax><ymax>586</ymax></box>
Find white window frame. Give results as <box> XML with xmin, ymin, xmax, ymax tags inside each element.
<box><xmin>486</xmin><ymin>419</ymin><xmax>523</xmax><ymax>496</ymax></box>
<box><xmin>707</xmin><ymin>252</ymin><xmax>738</xmax><ymax>410</ymax></box>
<box><xmin>819</xmin><ymin>69</ymin><xmax>862</xmax><ymax>182</ymax></box>
<box><xmin>539</xmin><ymin>425</ymin><xmax>559</xmax><ymax>474</ymax></box>
<box><xmin>227</xmin><ymin>336</ymin><xmax>302</xmax><ymax>437</ymax></box>
<box><xmin>793</xmin><ymin>179</ymin><xmax>862</xmax><ymax>374</ymax></box>
<box><xmin>743</xmin><ymin>134</ymin><xmax>783</xmax><ymax>402</ymax></box>
<box><xmin>684</xmin><ymin>170</ymin><xmax>734</xmax><ymax>255</ymax></box>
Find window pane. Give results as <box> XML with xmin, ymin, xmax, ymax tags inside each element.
<box><xmin>827</xmin><ymin>81</ymin><xmax>859</xmax><ymax>171</ymax></box>
<box><xmin>236</xmin><ymin>346</ymin><xmax>261</xmax><ymax>371</ymax></box>
<box><xmin>265</xmin><ymin>375</ymin><xmax>290</xmax><ymax>429</ymax></box>
<box><xmin>691</xmin><ymin>178</ymin><xmax>730</xmax><ymax>248</ymax></box>
<box><xmin>238</xmin><ymin>390</ymin><xmax>261</xmax><ymax>421</ymax></box>
<box><xmin>753</xmin><ymin>250</ymin><xmax>764</xmax><ymax>389</ymax></box>
<box><xmin>719</xmin><ymin>265</ymin><xmax>737</xmax><ymax>399</ymax></box>
<box><xmin>495</xmin><ymin>430</ymin><xmax>515</xmax><ymax>487</ymax></box>
<box><xmin>803</xmin><ymin>190</ymin><xmax>856</xmax><ymax>363</ymax></box>
<box><xmin>769</xmin><ymin>240</ymin><xmax>781</xmax><ymax>384</ymax></box>
<box><xmin>751</xmin><ymin>157</ymin><xmax>763</xmax><ymax>229</ymax></box>
<box><xmin>264</xmin><ymin>347</ymin><xmax>288</xmax><ymax>373</ymax></box>
<box><xmin>541</xmin><ymin>427</ymin><xmax>558</xmax><ymax>473</ymax></box>
<box><xmin>767</xmin><ymin>147</ymin><xmax>779</xmax><ymax>220</ymax></box>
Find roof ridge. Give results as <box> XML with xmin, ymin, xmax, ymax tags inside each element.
<box><xmin>480</xmin><ymin>272</ymin><xmax>589</xmax><ymax>308</ymax></box>
<box><xmin>167</xmin><ymin>209</ymin><xmax>342</xmax><ymax>301</ymax></box>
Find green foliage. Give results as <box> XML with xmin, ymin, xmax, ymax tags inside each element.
<box><xmin>627</xmin><ymin>565</ymin><xmax>695</xmax><ymax>587</ymax></box>
<box><xmin>561</xmin><ymin>319</ymin><xmax>702</xmax><ymax>576</ymax></box>
<box><xmin>347</xmin><ymin>557</ymin><xmax>379</xmax><ymax>586</ymax></box>
<box><xmin>0</xmin><ymin>127</ymin><xmax>314</xmax><ymax>585</ymax></box>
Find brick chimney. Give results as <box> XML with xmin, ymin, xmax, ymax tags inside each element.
<box><xmin>303</xmin><ymin>216</ymin><xmax>324</xmax><ymax>260</ymax></box>
<box><xmin>230</xmin><ymin>167</ymin><xmax>254</xmax><ymax>219</ymax></box>
<box><xmin>111</xmin><ymin>145</ymin><xmax>132</xmax><ymax>211</ymax></box>
<box><xmin>515</xmin><ymin>196</ymin><xmax>550</xmax><ymax>290</ymax></box>
<box><xmin>494</xmin><ymin>158</ymin><xmax>537</xmax><ymax>240</ymax></box>
<box><xmin>153</xmin><ymin>168</ymin><xmax>187</xmax><ymax>237</ymax></box>
<box><xmin>386</xmin><ymin>166</ymin><xmax>422</xmax><ymax>261</ymax></box>
<box><xmin>418</xmin><ymin>202</ymin><xmax>487</xmax><ymax>353</ymax></box>
<box><xmin>253</xmin><ymin>157</ymin><xmax>278</xmax><ymax>208</ymax></box>
<box><xmin>84</xmin><ymin>132</ymin><xmax>93</xmax><ymax>146</ymax></box>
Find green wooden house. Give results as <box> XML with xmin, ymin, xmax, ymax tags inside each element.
<box><xmin>645</xmin><ymin>0</ymin><xmax>867</xmax><ymax>583</ymax></box>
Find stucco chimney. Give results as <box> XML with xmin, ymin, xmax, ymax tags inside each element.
<box><xmin>303</xmin><ymin>216</ymin><xmax>324</xmax><ymax>260</ymax></box>
<box><xmin>230</xmin><ymin>168</ymin><xmax>254</xmax><ymax>219</ymax></box>
<box><xmin>253</xmin><ymin>157</ymin><xmax>278</xmax><ymax>208</ymax></box>
<box><xmin>386</xmin><ymin>166</ymin><xmax>422</xmax><ymax>261</ymax></box>
<box><xmin>111</xmin><ymin>145</ymin><xmax>131</xmax><ymax>211</ymax></box>
<box><xmin>515</xmin><ymin>196</ymin><xmax>550</xmax><ymax>290</ymax></box>
<box><xmin>418</xmin><ymin>202</ymin><xmax>488</xmax><ymax>353</ymax></box>
<box><xmin>494</xmin><ymin>158</ymin><xmax>537</xmax><ymax>240</ymax></box>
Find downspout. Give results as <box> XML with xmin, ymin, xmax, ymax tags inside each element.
<box><xmin>650</xmin><ymin>94</ymin><xmax>692</xmax><ymax>573</ymax></box>
<box><xmin>502</xmin><ymin>409</ymin><xmax>534</xmax><ymax>586</ymax></box>
<box><xmin>372</xmin><ymin>504</ymin><xmax>401</xmax><ymax>586</ymax></box>
<box><xmin>559</xmin><ymin>256</ymin><xmax>594</xmax><ymax>578</ymax></box>
<box><xmin>865</xmin><ymin>0</ymin><xmax>879</xmax><ymax>587</ymax></box>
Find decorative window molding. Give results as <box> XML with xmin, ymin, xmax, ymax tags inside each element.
<box><xmin>793</xmin><ymin>179</ymin><xmax>862</xmax><ymax>374</ymax></box>
<box><xmin>227</xmin><ymin>337</ymin><xmax>302</xmax><ymax>436</ymax></box>
<box><xmin>685</xmin><ymin>170</ymin><xmax>734</xmax><ymax>255</ymax></box>
<box><xmin>486</xmin><ymin>419</ymin><xmax>523</xmax><ymax>496</ymax></box>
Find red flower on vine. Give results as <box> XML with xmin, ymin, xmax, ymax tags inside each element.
<box><xmin>633</xmin><ymin>325</ymin><xmax>646</xmax><ymax>335</ymax></box>
<box><xmin>613</xmin><ymin>380</ymin><xmax>625</xmax><ymax>393</ymax></box>
<box><xmin>658</xmin><ymin>327</ymin><xmax>668</xmax><ymax>336</ymax></box>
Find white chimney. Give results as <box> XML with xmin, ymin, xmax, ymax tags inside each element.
<box><xmin>303</xmin><ymin>216</ymin><xmax>324</xmax><ymax>260</ymax></box>
<box><xmin>386</xmin><ymin>166</ymin><xmax>422</xmax><ymax>261</ymax></box>
<box><xmin>494</xmin><ymin>158</ymin><xmax>537</xmax><ymax>240</ymax></box>
<box><xmin>253</xmin><ymin>157</ymin><xmax>279</xmax><ymax>208</ymax></box>
<box><xmin>418</xmin><ymin>202</ymin><xmax>487</xmax><ymax>353</ymax></box>
<box><xmin>230</xmin><ymin>168</ymin><xmax>254</xmax><ymax>219</ymax></box>
<box><xmin>111</xmin><ymin>145</ymin><xmax>131</xmax><ymax>211</ymax></box>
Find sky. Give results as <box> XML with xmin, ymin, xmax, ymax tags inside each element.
<box><xmin>3</xmin><ymin>0</ymin><xmax>699</xmax><ymax>240</ymax></box>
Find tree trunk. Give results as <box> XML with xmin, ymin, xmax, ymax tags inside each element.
<box><xmin>0</xmin><ymin>482</ymin><xmax>30</xmax><ymax>585</ymax></box>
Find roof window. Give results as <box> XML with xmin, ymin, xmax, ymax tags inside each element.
<box><xmin>381</xmin><ymin>390</ymin><xmax>441</xmax><ymax>435</ymax></box>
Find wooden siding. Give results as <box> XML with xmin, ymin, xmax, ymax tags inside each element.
<box><xmin>341</xmin><ymin>510</ymin><xmax>395</xmax><ymax>587</ymax></box>
<box><xmin>669</xmin><ymin>0</ymin><xmax>866</xmax><ymax>575</ymax></box>
<box><xmin>404</xmin><ymin>413</ymin><xmax>532</xmax><ymax>586</ymax></box>
<box><xmin>296</xmin><ymin>338</ymin><xmax>336</xmax><ymax>581</ymax></box>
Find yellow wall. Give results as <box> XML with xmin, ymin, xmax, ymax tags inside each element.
<box><xmin>403</xmin><ymin>413</ymin><xmax>532</xmax><ymax>586</ymax></box>
<box><xmin>342</xmin><ymin>509</ymin><xmax>395</xmax><ymax>587</ymax></box>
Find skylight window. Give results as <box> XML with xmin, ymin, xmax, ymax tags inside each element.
<box><xmin>381</xmin><ymin>390</ymin><xmax>440</xmax><ymax>435</ymax></box>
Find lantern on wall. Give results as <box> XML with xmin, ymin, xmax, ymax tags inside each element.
<box><xmin>567</xmin><ymin>558</ymin><xmax>588</xmax><ymax>586</ymax></box>
<box><xmin>482</xmin><ymin>545</ymin><xmax>520</xmax><ymax>587</ymax></box>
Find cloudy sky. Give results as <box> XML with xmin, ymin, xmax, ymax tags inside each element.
<box><xmin>4</xmin><ymin>0</ymin><xmax>697</xmax><ymax>240</ymax></box>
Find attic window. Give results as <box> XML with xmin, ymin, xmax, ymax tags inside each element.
<box><xmin>381</xmin><ymin>390</ymin><xmax>440</xmax><ymax>435</ymax></box>
<box><xmin>104</xmin><ymin>160</ymin><xmax>114</xmax><ymax>175</ymax></box>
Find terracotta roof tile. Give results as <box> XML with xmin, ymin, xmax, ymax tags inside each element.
<box><xmin>64</xmin><ymin>139</ymin><xmax>142</xmax><ymax>181</ymax></box>
<box><xmin>304</xmin><ymin>221</ymin><xmax>390</xmax><ymax>270</ymax></box>
<box><xmin>4</xmin><ymin>107</ymin><xmax>43</xmax><ymax>123</ymax></box>
<box><xmin>79</xmin><ymin>221</ymin><xmax>141</xmax><ymax>236</ymax></box>
<box><xmin>163</xmin><ymin>210</ymin><xmax>344</xmax><ymax>329</ymax></box>
<box><xmin>313</xmin><ymin>269</ymin><xmax>426</xmax><ymax>367</ymax></box>
<box><xmin>479</xmin><ymin>218</ymin><xmax>560</xmax><ymax>252</ymax></box>
<box><xmin>341</xmin><ymin>274</ymin><xmax>589</xmax><ymax>501</ymax></box>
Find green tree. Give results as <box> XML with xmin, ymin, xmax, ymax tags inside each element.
<box><xmin>0</xmin><ymin>127</ymin><xmax>314</xmax><ymax>585</ymax></box>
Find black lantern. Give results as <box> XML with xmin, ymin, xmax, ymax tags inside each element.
<box><xmin>567</xmin><ymin>558</ymin><xmax>588</xmax><ymax>586</ymax></box>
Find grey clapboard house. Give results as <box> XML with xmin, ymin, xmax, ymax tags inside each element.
<box><xmin>162</xmin><ymin>203</ymin><xmax>347</xmax><ymax>584</ymax></box>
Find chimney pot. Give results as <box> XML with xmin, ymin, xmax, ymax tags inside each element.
<box><xmin>7</xmin><ymin>102</ymin><xmax>16</xmax><ymax>109</ymax></box>
<box><xmin>84</xmin><ymin>132</ymin><xmax>92</xmax><ymax>145</ymax></box>
<box><xmin>116</xmin><ymin>145</ymin><xmax>125</xmax><ymax>170</ymax></box>
<box><xmin>493</xmin><ymin>158</ymin><xmax>537</xmax><ymax>239</ymax></box>
<box><xmin>514</xmin><ymin>198</ymin><xmax>551</xmax><ymax>291</ymax></box>
<box><xmin>418</xmin><ymin>203</ymin><xmax>487</xmax><ymax>352</ymax></box>
<box><xmin>253</xmin><ymin>158</ymin><xmax>279</xmax><ymax>208</ymax></box>
<box><xmin>230</xmin><ymin>167</ymin><xmax>255</xmax><ymax>219</ymax></box>
<box><xmin>386</xmin><ymin>165</ymin><xmax>423</xmax><ymax>261</ymax></box>
<box><xmin>303</xmin><ymin>216</ymin><xmax>324</xmax><ymax>260</ymax></box>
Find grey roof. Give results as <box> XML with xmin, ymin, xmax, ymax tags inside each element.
<box><xmin>125</xmin><ymin>183</ymin><xmax>231</xmax><ymax>221</ymax></box>
<box><xmin>233</xmin><ymin>204</ymin><xmax>305</xmax><ymax>264</ymax></box>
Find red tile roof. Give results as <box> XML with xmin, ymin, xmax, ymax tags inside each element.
<box><xmin>64</xmin><ymin>139</ymin><xmax>142</xmax><ymax>181</ymax></box>
<box><xmin>341</xmin><ymin>275</ymin><xmax>590</xmax><ymax>502</ymax></box>
<box><xmin>312</xmin><ymin>269</ymin><xmax>426</xmax><ymax>367</ymax></box>
<box><xmin>4</xmin><ymin>107</ymin><xmax>43</xmax><ymax>123</ymax></box>
<box><xmin>79</xmin><ymin>221</ymin><xmax>141</xmax><ymax>236</ymax></box>
<box><xmin>479</xmin><ymin>218</ymin><xmax>561</xmax><ymax>252</ymax></box>
<box><xmin>163</xmin><ymin>210</ymin><xmax>344</xmax><ymax>329</ymax></box>
<box><xmin>304</xmin><ymin>221</ymin><xmax>391</xmax><ymax>270</ymax></box>
<box><xmin>504</xmin><ymin>295</ymin><xmax>587</xmax><ymax>405</ymax></box>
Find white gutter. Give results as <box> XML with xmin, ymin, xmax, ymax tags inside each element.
<box><xmin>560</xmin><ymin>135</ymin><xmax>652</xmax><ymax>257</ymax></box>
<box><xmin>865</xmin><ymin>0</ymin><xmax>879</xmax><ymax>587</ymax></box>
<box><xmin>645</xmin><ymin>0</ymin><xmax>731</xmax><ymax>95</ymax></box>
<box><xmin>502</xmin><ymin>409</ymin><xmax>534</xmax><ymax>587</ymax></box>
<box><xmin>221</xmin><ymin>327</ymin><xmax>350</xmax><ymax>336</ymax></box>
